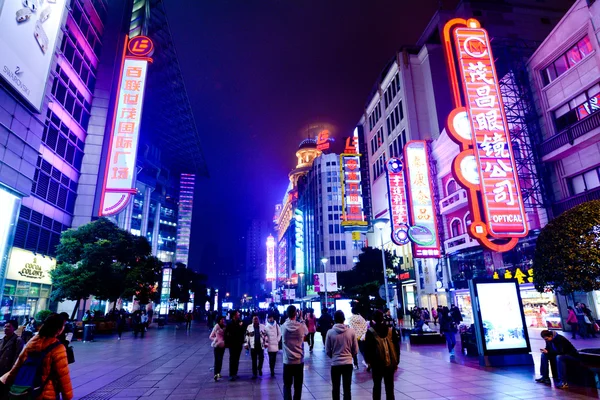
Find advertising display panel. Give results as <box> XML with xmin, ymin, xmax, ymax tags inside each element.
<box><xmin>266</xmin><ymin>235</ymin><xmax>275</xmax><ymax>282</ymax></box>
<box><xmin>0</xmin><ymin>0</ymin><xmax>66</xmax><ymax>111</ymax></box>
<box><xmin>335</xmin><ymin>299</ymin><xmax>352</xmax><ymax>318</ymax></box>
<box><xmin>294</xmin><ymin>210</ymin><xmax>304</xmax><ymax>274</ymax></box>
<box><xmin>385</xmin><ymin>158</ymin><xmax>409</xmax><ymax>246</ymax></box>
<box><xmin>277</xmin><ymin>238</ymin><xmax>287</xmax><ymax>281</ymax></box>
<box><xmin>313</xmin><ymin>273</ymin><xmax>338</xmax><ymax>292</ymax></box>
<box><xmin>340</xmin><ymin>154</ymin><xmax>367</xmax><ymax>229</ymax></box>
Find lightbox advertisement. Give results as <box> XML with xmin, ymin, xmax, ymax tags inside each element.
<box><xmin>0</xmin><ymin>0</ymin><xmax>66</xmax><ymax>111</ymax></box>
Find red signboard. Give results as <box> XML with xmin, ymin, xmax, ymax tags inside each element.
<box><xmin>340</xmin><ymin>153</ymin><xmax>367</xmax><ymax>228</ymax></box>
<box><xmin>385</xmin><ymin>158</ymin><xmax>409</xmax><ymax>245</ymax></box>
<box><xmin>266</xmin><ymin>235</ymin><xmax>275</xmax><ymax>282</ymax></box>
<box><xmin>453</xmin><ymin>26</ymin><xmax>528</xmax><ymax>238</ymax></box>
<box><xmin>316</xmin><ymin>129</ymin><xmax>331</xmax><ymax>151</ymax></box>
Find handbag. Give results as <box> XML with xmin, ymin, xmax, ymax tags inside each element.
<box><xmin>66</xmin><ymin>346</ymin><xmax>75</xmax><ymax>364</ymax></box>
<box><xmin>594</xmin><ymin>323</ymin><xmax>600</xmax><ymax>333</ymax></box>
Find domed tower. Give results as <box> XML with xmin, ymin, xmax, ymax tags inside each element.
<box><xmin>289</xmin><ymin>139</ymin><xmax>322</xmax><ymax>187</ymax></box>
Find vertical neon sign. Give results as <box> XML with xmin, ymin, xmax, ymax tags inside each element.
<box><xmin>266</xmin><ymin>235</ymin><xmax>275</xmax><ymax>282</ymax></box>
<box><xmin>385</xmin><ymin>158</ymin><xmax>410</xmax><ymax>246</ymax></box>
<box><xmin>294</xmin><ymin>210</ymin><xmax>305</xmax><ymax>274</ymax></box>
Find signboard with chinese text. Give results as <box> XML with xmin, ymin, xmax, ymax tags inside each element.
<box><xmin>385</xmin><ymin>158</ymin><xmax>409</xmax><ymax>246</ymax></box>
<box><xmin>294</xmin><ymin>210</ymin><xmax>304</xmax><ymax>274</ymax></box>
<box><xmin>404</xmin><ymin>141</ymin><xmax>440</xmax><ymax>258</ymax></box>
<box><xmin>316</xmin><ymin>129</ymin><xmax>332</xmax><ymax>151</ymax></box>
<box><xmin>453</xmin><ymin>26</ymin><xmax>527</xmax><ymax>238</ymax></box>
<box><xmin>99</xmin><ymin>36</ymin><xmax>153</xmax><ymax>216</ymax></box>
<box><xmin>266</xmin><ymin>235</ymin><xmax>275</xmax><ymax>282</ymax></box>
<box><xmin>277</xmin><ymin>238</ymin><xmax>287</xmax><ymax>281</ymax></box>
<box><xmin>340</xmin><ymin>153</ymin><xmax>368</xmax><ymax>229</ymax></box>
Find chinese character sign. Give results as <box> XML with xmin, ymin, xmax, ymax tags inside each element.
<box><xmin>99</xmin><ymin>36</ymin><xmax>152</xmax><ymax>216</ymax></box>
<box><xmin>266</xmin><ymin>235</ymin><xmax>275</xmax><ymax>282</ymax></box>
<box><xmin>404</xmin><ymin>141</ymin><xmax>440</xmax><ymax>258</ymax></box>
<box><xmin>385</xmin><ymin>158</ymin><xmax>410</xmax><ymax>246</ymax></box>
<box><xmin>340</xmin><ymin>154</ymin><xmax>367</xmax><ymax>228</ymax></box>
<box><xmin>294</xmin><ymin>210</ymin><xmax>305</xmax><ymax>274</ymax></box>
<box><xmin>453</xmin><ymin>26</ymin><xmax>528</xmax><ymax>238</ymax></box>
<box><xmin>278</xmin><ymin>238</ymin><xmax>287</xmax><ymax>281</ymax></box>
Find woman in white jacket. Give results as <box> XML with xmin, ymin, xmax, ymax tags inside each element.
<box><xmin>246</xmin><ymin>316</ymin><xmax>267</xmax><ymax>379</ymax></box>
<box><xmin>264</xmin><ymin>313</ymin><xmax>282</xmax><ymax>378</ymax></box>
<box><xmin>209</xmin><ymin>316</ymin><xmax>226</xmax><ymax>381</ymax></box>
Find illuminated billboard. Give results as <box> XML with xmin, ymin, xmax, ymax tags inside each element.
<box><xmin>0</xmin><ymin>0</ymin><xmax>66</xmax><ymax>111</ymax></box>
<box><xmin>277</xmin><ymin>238</ymin><xmax>287</xmax><ymax>281</ymax></box>
<box><xmin>340</xmin><ymin>153</ymin><xmax>367</xmax><ymax>229</ymax></box>
<box><xmin>404</xmin><ymin>141</ymin><xmax>440</xmax><ymax>258</ymax></box>
<box><xmin>385</xmin><ymin>158</ymin><xmax>409</xmax><ymax>246</ymax></box>
<box><xmin>443</xmin><ymin>19</ymin><xmax>527</xmax><ymax>252</ymax></box>
<box><xmin>294</xmin><ymin>210</ymin><xmax>304</xmax><ymax>274</ymax></box>
<box><xmin>266</xmin><ymin>235</ymin><xmax>275</xmax><ymax>282</ymax></box>
<box><xmin>176</xmin><ymin>174</ymin><xmax>195</xmax><ymax>265</ymax></box>
<box><xmin>99</xmin><ymin>36</ymin><xmax>153</xmax><ymax>216</ymax></box>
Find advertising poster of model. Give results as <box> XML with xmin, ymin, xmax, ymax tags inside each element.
<box><xmin>469</xmin><ymin>279</ymin><xmax>533</xmax><ymax>367</ymax></box>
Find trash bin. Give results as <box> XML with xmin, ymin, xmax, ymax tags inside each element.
<box><xmin>83</xmin><ymin>324</ymin><xmax>95</xmax><ymax>342</ymax></box>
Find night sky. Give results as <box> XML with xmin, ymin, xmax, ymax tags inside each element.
<box><xmin>164</xmin><ymin>0</ymin><xmax>443</xmax><ymax>275</ymax></box>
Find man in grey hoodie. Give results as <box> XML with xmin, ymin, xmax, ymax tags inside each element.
<box><xmin>282</xmin><ymin>305</ymin><xmax>308</xmax><ymax>400</ymax></box>
<box><xmin>326</xmin><ymin>310</ymin><xmax>358</xmax><ymax>400</ymax></box>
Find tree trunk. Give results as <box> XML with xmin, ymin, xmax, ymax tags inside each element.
<box><xmin>70</xmin><ymin>299</ymin><xmax>80</xmax><ymax>321</ymax></box>
<box><xmin>81</xmin><ymin>297</ymin><xmax>87</xmax><ymax>320</ymax></box>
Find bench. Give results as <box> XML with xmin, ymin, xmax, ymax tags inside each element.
<box><xmin>409</xmin><ymin>332</ymin><xmax>446</xmax><ymax>345</ymax></box>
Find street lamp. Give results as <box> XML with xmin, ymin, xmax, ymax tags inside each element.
<box><xmin>321</xmin><ymin>257</ymin><xmax>328</xmax><ymax>311</ymax></box>
<box><xmin>373</xmin><ymin>218</ymin><xmax>391</xmax><ymax>312</ymax></box>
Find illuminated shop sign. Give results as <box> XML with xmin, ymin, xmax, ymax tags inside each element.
<box><xmin>266</xmin><ymin>235</ymin><xmax>275</xmax><ymax>282</ymax></box>
<box><xmin>294</xmin><ymin>210</ymin><xmax>304</xmax><ymax>274</ymax></box>
<box><xmin>7</xmin><ymin>248</ymin><xmax>55</xmax><ymax>286</ymax></box>
<box><xmin>277</xmin><ymin>238</ymin><xmax>287</xmax><ymax>281</ymax></box>
<box><xmin>340</xmin><ymin>152</ymin><xmax>367</xmax><ymax>229</ymax></box>
<box><xmin>99</xmin><ymin>36</ymin><xmax>154</xmax><ymax>216</ymax></box>
<box><xmin>316</xmin><ymin>129</ymin><xmax>332</xmax><ymax>151</ymax></box>
<box><xmin>404</xmin><ymin>141</ymin><xmax>440</xmax><ymax>258</ymax></box>
<box><xmin>385</xmin><ymin>158</ymin><xmax>409</xmax><ymax>246</ymax></box>
<box><xmin>443</xmin><ymin>19</ymin><xmax>527</xmax><ymax>252</ymax></box>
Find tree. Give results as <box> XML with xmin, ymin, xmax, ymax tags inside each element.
<box><xmin>51</xmin><ymin>218</ymin><xmax>161</xmax><ymax>319</ymax></box>
<box><xmin>533</xmin><ymin>200</ymin><xmax>600</xmax><ymax>294</ymax></box>
<box><xmin>168</xmin><ymin>263</ymin><xmax>208</xmax><ymax>306</ymax></box>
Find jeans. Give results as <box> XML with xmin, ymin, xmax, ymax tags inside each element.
<box><xmin>540</xmin><ymin>352</ymin><xmax>579</xmax><ymax>383</ymax></box>
<box><xmin>283</xmin><ymin>363</ymin><xmax>304</xmax><ymax>400</ymax></box>
<box><xmin>229</xmin><ymin>346</ymin><xmax>242</xmax><ymax>377</ymax></box>
<box><xmin>353</xmin><ymin>341</ymin><xmax>365</xmax><ymax>366</ymax></box>
<box><xmin>569</xmin><ymin>323</ymin><xmax>580</xmax><ymax>339</ymax></box>
<box><xmin>251</xmin><ymin>348</ymin><xmax>264</xmax><ymax>376</ymax></box>
<box><xmin>214</xmin><ymin>347</ymin><xmax>225</xmax><ymax>375</ymax></box>
<box><xmin>186</xmin><ymin>321</ymin><xmax>192</xmax><ymax>330</ymax></box>
<box><xmin>372</xmin><ymin>367</ymin><xmax>395</xmax><ymax>400</ymax></box>
<box><xmin>444</xmin><ymin>332</ymin><xmax>456</xmax><ymax>352</ymax></box>
<box><xmin>331</xmin><ymin>364</ymin><xmax>353</xmax><ymax>400</ymax></box>
<box><xmin>307</xmin><ymin>332</ymin><xmax>315</xmax><ymax>349</ymax></box>
<box><xmin>268</xmin><ymin>351</ymin><xmax>277</xmax><ymax>374</ymax></box>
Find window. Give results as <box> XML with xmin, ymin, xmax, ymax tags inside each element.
<box><xmin>328</xmin><ymin>224</ymin><xmax>334</xmax><ymax>234</ymax></box>
<box><xmin>553</xmin><ymin>84</ymin><xmax>600</xmax><ymax>132</ymax></box>
<box><xmin>569</xmin><ymin>167</ymin><xmax>600</xmax><ymax>195</ymax></box>
<box><xmin>386</xmin><ymin>101</ymin><xmax>404</xmax><ymax>134</ymax></box>
<box><xmin>383</xmin><ymin>73</ymin><xmax>401</xmax><ymax>108</ymax></box>
<box><xmin>334</xmin><ymin>225</ymin><xmax>340</xmax><ymax>233</ymax></box>
<box><xmin>542</xmin><ymin>37</ymin><xmax>593</xmax><ymax>85</ymax></box>
<box><xmin>329</xmin><ymin>241</ymin><xmax>335</xmax><ymax>250</ymax></box>
<box><xmin>341</xmin><ymin>241</ymin><xmax>346</xmax><ymax>250</ymax></box>
<box><xmin>330</xmin><ymin>256</ymin><xmax>335</xmax><ymax>265</ymax></box>
<box><xmin>370</xmin><ymin>127</ymin><xmax>385</xmax><ymax>154</ymax></box>
<box><xmin>335</xmin><ymin>241</ymin><xmax>340</xmax><ymax>250</ymax></box>
<box><xmin>451</xmin><ymin>219</ymin><xmax>463</xmax><ymax>237</ymax></box>
<box><xmin>342</xmin><ymin>256</ymin><xmax>347</xmax><ymax>264</ymax></box>
<box><xmin>368</xmin><ymin>102</ymin><xmax>382</xmax><ymax>131</ymax></box>
<box><xmin>388</xmin><ymin>130</ymin><xmax>407</xmax><ymax>158</ymax></box>
<box><xmin>372</xmin><ymin>153</ymin><xmax>387</xmax><ymax>180</ymax></box>
<box><xmin>336</xmin><ymin>256</ymin><xmax>341</xmax><ymax>265</ymax></box>
<box><xmin>447</xmin><ymin>179</ymin><xmax>458</xmax><ymax>195</ymax></box>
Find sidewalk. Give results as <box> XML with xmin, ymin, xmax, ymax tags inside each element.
<box><xmin>66</xmin><ymin>322</ymin><xmax>600</xmax><ymax>400</ymax></box>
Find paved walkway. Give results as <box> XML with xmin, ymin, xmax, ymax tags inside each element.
<box><xmin>67</xmin><ymin>322</ymin><xmax>600</xmax><ymax>400</ymax></box>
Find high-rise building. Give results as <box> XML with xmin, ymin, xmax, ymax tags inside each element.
<box><xmin>176</xmin><ymin>173</ymin><xmax>195</xmax><ymax>266</ymax></box>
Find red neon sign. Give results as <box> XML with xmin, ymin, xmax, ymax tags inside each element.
<box><xmin>340</xmin><ymin>153</ymin><xmax>367</xmax><ymax>227</ymax></box>
<box><xmin>316</xmin><ymin>129</ymin><xmax>331</xmax><ymax>151</ymax></box>
<box><xmin>385</xmin><ymin>158</ymin><xmax>410</xmax><ymax>246</ymax></box>
<box><xmin>443</xmin><ymin>19</ymin><xmax>527</xmax><ymax>252</ymax></box>
<box><xmin>266</xmin><ymin>235</ymin><xmax>275</xmax><ymax>282</ymax></box>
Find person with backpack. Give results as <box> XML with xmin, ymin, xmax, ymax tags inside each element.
<box><xmin>317</xmin><ymin>308</ymin><xmax>333</xmax><ymax>346</ymax></box>
<box><xmin>281</xmin><ymin>305</ymin><xmax>308</xmax><ymax>400</ymax></box>
<box><xmin>264</xmin><ymin>313</ymin><xmax>281</xmax><ymax>378</ymax></box>
<box><xmin>304</xmin><ymin>310</ymin><xmax>317</xmax><ymax>352</ymax></box>
<box><xmin>325</xmin><ymin>311</ymin><xmax>358</xmax><ymax>400</ymax></box>
<box><xmin>439</xmin><ymin>306</ymin><xmax>458</xmax><ymax>356</ymax></box>
<box><xmin>1</xmin><ymin>313</ymin><xmax>73</xmax><ymax>400</ymax></box>
<box><xmin>365</xmin><ymin>310</ymin><xmax>400</xmax><ymax>400</ymax></box>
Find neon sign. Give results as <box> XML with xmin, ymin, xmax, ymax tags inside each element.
<box><xmin>443</xmin><ymin>19</ymin><xmax>528</xmax><ymax>252</ymax></box>
<box><xmin>99</xmin><ymin>36</ymin><xmax>153</xmax><ymax>216</ymax></box>
<box><xmin>316</xmin><ymin>129</ymin><xmax>332</xmax><ymax>151</ymax></box>
<box><xmin>266</xmin><ymin>235</ymin><xmax>275</xmax><ymax>282</ymax></box>
<box><xmin>278</xmin><ymin>238</ymin><xmax>287</xmax><ymax>281</ymax></box>
<box><xmin>385</xmin><ymin>158</ymin><xmax>410</xmax><ymax>246</ymax></box>
<box><xmin>340</xmin><ymin>150</ymin><xmax>367</xmax><ymax>229</ymax></box>
<box><xmin>294</xmin><ymin>210</ymin><xmax>304</xmax><ymax>274</ymax></box>
<box><xmin>404</xmin><ymin>141</ymin><xmax>440</xmax><ymax>258</ymax></box>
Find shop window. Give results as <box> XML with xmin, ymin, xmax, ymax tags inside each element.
<box><xmin>16</xmin><ymin>282</ymin><xmax>30</xmax><ymax>297</ymax></box>
<box><xmin>3</xmin><ymin>281</ymin><xmax>15</xmax><ymax>296</ymax></box>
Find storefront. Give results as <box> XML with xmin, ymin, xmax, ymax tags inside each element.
<box><xmin>1</xmin><ymin>247</ymin><xmax>55</xmax><ymax>325</ymax></box>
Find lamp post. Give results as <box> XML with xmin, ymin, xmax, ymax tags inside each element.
<box><xmin>373</xmin><ymin>218</ymin><xmax>390</xmax><ymax>312</ymax></box>
<box><xmin>321</xmin><ymin>257</ymin><xmax>328</xmax><ymax>311</ymax></box>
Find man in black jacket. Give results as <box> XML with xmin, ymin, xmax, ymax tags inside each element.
<box><xmin>225</xmin><ymin>310</ymin><xmax>245</xmax><ymax>381</ymax></box>
<box><xmin>365</xmin><ymin>310</ymin><xmax>400</xmax><ymax>400</ymax></box>
<box><xmin>317</xmin><ymin>308</ymin><xmax>334</xmax><ymax>346</ymax></box>
<box><xmin>535</xmin><ymin>330</ymin><xmax>579</xmax><ymax>389</ymax></box>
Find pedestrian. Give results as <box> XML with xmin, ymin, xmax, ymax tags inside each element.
<box><xmin>317</xmin><ymin>308</ymin><xmax>333</xmax><ymax>346</ymax></box>
<box><xmin>246</xmin><ymin>316</ymin><xmax>267</xmax><ymax>379</ymax></box>
<box><xmin>209</xmin><ymin>316</ymin><xmax>226</xmax><ymax>381</ymax></box>
<box><xmin>141</xmin><ymin>310</ymin><xmax>148</xmax><ymax>335</ymax></box>
<box><xmin>439</xmin><ymin>306</ymin><xmax>457</xmax><ymax>356</ymax></box>
<box><xmin>347</xmin><ymin>307</ymin><xmax>368</xmax><ymax>370</ymax></box>
<box><xmin>132</xmin><ymin>311</ymin><xmax>142</xmax><ymax>338</ymax></box>
<box><xmin>535</xmin><ymin>330</ymin><xmax>580</xmax><ymax>389</ymax></box>
<box><xmin>566</xmin><ymin>306</ymin><xmax>580</xmax><ymax>339</ymax></box>
<box><xmin>326</xmin><ymin>310</ymin><xmax>358</xmax><ymax>400</ymax></box>
<box><xmin>431</xmin><ymin>307</ymin><xmax>438</xmax><ymax>326</ymax></box>
<box><xmin>282</xmin><ymin>305</ymin><xmax>308</xmax><ymax>400</ymax></box>
<box><xmin>22</xmin><ymin>318</ymin><xmax>36</xmax><ymax>344</ymax></box>
<box><xmin>264</xmin><ymin>313</ymin><xmax>282</xmax><ymax>377</ymax></box>
<box><xmin>185</xmin><ymin>311</ymin><xmax>193</xmax><ymax>330</ymax></box>
<box><xmin>450</xmin><ymin>305</ymin><xmax>463</xmax><ymax>326</ymax></box>
<box><xmin>116</xmin><ymin>312</ymin><xmax>126</xmax><ymax>340</ymax></box>
<box><xmin>0</xmin><ymin>320</ymin><xmax>24</xmax><ymax>379</ymax></box>
<box><xmin>383</xmin><ymin>308</ymin><xmax>395</xmax><ymax>328</ymax></box>
<box><xmin>581</xmin><ymin>304</ymin><xmax>597</xmax><ymax>338</ymax></box>
<box><xmin>1</xmin><ymin>313</ymin><xmax>73</xmax><ymax>400</ymax></box>
<box><xmin>224</xmin><ymin>310</ymin><xmax>245</xmax><ymax>381</ymax></box>
<box><xmin>305</xmin><ymin>309</ymin><xmax>317</xmax><ymax>352</ymax></box>
<box><xmin>575</xmin><ymin>303</ymin><xmax>589</xmax><ymax>338</ymax></box>
<box><xmin>365</xmin><ymin>310</ymin><xmax>400</xmax><ymax>400</ymax></box>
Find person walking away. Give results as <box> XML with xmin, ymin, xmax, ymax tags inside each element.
<box><xmin>132</xmin><ymin>311</ymin><xmax>142</xmax><ymax>338</ymax></box>
<box><xmin>431</xmin><ymin>307</ymin><xmax>438</xmax><ymax>326</ymax></box>
<box><xmin>140</xmin><ymin>311</ymin><xmax>148</xmax><ymax>336</ymax></box>
<box><xmin>185</xmin><ymin>311</ymin><xmax>193</xmax><ymax>331</ymax></box>
<box><xmin>365</xmin><ymin>310</ymin><xmax>400</xmax><ymax>400</ymax></box>
<box><xmin>581</xmin><ymin>304</ymin><xmax>597</xmax><ymax>338</ymax></box>
<box><xmin>317</xmin><ymin>308</ymin><xmax>333</xmax><ymax>347</ymax></box>
<box><xmin>0</xmin><ymin>320</ymin><xmax>24</xmax><ymax>394</ymax></box>
<box><xmin>264</xmin><ymin>313</ymin><xmax>281</xmax><ymax>377</ymax></box>
<box><xmin>326</xmin><ymin>311</ymin><xmax>358</xmax><ymax>400</ymax></box>
<box><xmin>1</xmin><ymin>313</ymin><xmax>73</xmax><ymax>400</ymax></box>
<box><xmin>535</xmin><ymin>330</ymin><xmax>580</xmax><ymax>389</ymax></box>
<box><xmin>224</xmin><ymin>310</ymin><xmax>245</xmax><ymax>381</ymax></box>
<box><xmin>116</xmin><ymin>312</ymin><xmax>126</xmax><ymax>340</ymax></box>
<box><xmin>209</xmin><ymin>316</ymin><xmax>226</xmax><ymax>381</ymax></box>
<box><xmin>574</xmin><ymin>303</ymin><xmax>589</xmax><ymax>338</ymax></box>
<box><xmin>347</xmin><ymin>307</ymin><xmax>367</xmax><ymax>370</ymax></box>
<box><xmin>282</xmin><ymin>305</ymin><xmax>308</xmax><ymax>400</ymax></box>
<box><xmin>246</xmin><ymin>316</ymin><xmax>267</xmax><ymax>379</ymax></box>
<box><xmin>305</xmin><ymin>310</ymin><xmax>317</xmax><ymax>352</ymax></box>
<box><xmin>566</xmin><ymin>306</ymin><xmax>580</xmax><ymax>339</ymax></box>
<box><xmin>450</xmin><ymin>305</ymin><xmax>463</xmax><ymax>326</ymax></box>
<box><xmin>439</xmin><ymin>307</ymin><xmax>457</xmax><ymax>355</ymax></box>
